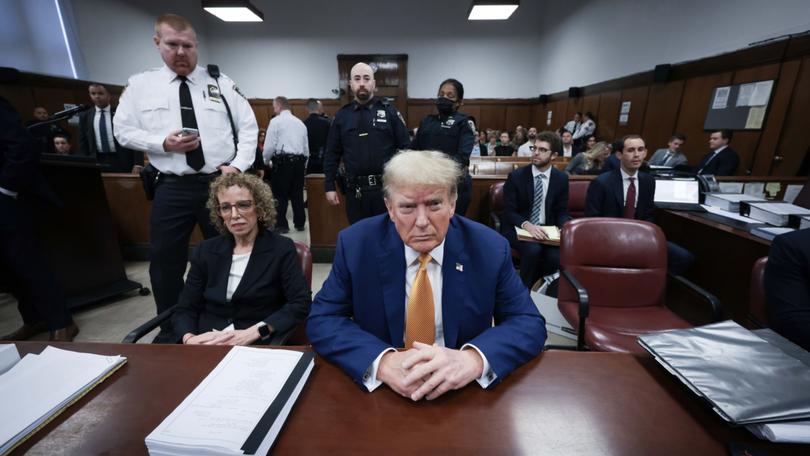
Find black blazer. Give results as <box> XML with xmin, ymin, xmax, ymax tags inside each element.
<box><xmin>585</xmin><ymin>169</ymin><xmax>656</xmax><ymax>222</ymax></box>
<box><xmin>78</xmin><ymin>108</ymin><xmax>143</xmax><ymax>172</ymax></box>
<box><xmin>697</xmin><ymin>147</ymin><xmax>739</xmax><ymax>176</ymax></box>
<box><xmin>502</xmin><ymin>165</ymin><xmax>571</xmax><ymax>245</ymax></box>
<box><xmin>172</xmin><ymin>229</ymin><xmax>312</xmax><ymax>341</ymax></box>
<box><xmin>304</xmin><ymin>113</ymin><xmax>330</xmax><ymax>174</ymax></box>
<box><xmin>764</xmin><ymin>229</ymin><xmax>810</xmax><ymax>351</ymax></box>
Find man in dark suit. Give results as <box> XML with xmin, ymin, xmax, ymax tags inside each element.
<box><xmin>0</xmin><ymin>95</ymin><xmax>78</xmax><ymax>341</ymax></box>
<box><xmin>303</xmin><ymin>98</ymin><xmax>330</xmax><ymax>175</ymax></box>
<box><xmin>764</xmin><ymin>229</ymin><xmax>810</xmax><ymax>351</ymax></box>
<box><xmin>307</xmin><ymin>150</ymin><xmax>546</xmax><ymax>401</ymax></box>
<box><xmin>586</xmin><ymin>134</ymin><xmax>694</xmax><ymax>275</ymax></box>
<box><xmin>696</xmin><ymin>129</ymin><xmax>739</xmax><ymax>176</ymax></box>
<box><xmin>78</xmin><ymin>84</ymin><xmax>143</xmax><ymax>173</ymax></box>
<box><xmin>503</xmin><ymin>131</ymin><xmax>571</xmax><ymax>288</ymax></box>
<box><xmin>559</xmin><ymin>130</ymin><xmax>581</xmax><ymax>158</ymax></box>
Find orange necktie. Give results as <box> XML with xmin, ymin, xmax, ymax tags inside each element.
<box><xmin>404</xmin><ymin>254</ymin><xmax>435</xmax><ymax>348</ymax></box>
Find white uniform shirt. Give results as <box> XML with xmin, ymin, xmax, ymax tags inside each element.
<box><xmin>93</xmin><ymin>106</ymin><xmax>116</xmax><ymax>153</ymax></box>
<box><xmin>262</xmin><ymin>110</ymin><xmax>309</xmax><ymax>164</ymax></box>
<box><xmin>572</xmin><ymin>119</ymin><xmax>595</xmax><ymax>140</ymax></box>
<box><xmin>516</xmin><ymin>140</ymin><xmax>533</xmax><ymax>157</ymax></box>
<box><xmin>114</xmin><ymin>65</ymin><xmax>258</xmax><ymax>175</ymax></box>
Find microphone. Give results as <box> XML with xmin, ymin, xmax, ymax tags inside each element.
<box><xmin>50</xmin><ymin>103</ymin><xmax>93</xmax><ymax>118</ymax></box>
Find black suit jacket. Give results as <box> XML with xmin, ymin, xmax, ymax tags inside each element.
<box><xmin>697</xmin><ymin>147</ymin><xmax>739</xmax><ymax>176</ymax></box>
<box><xmin>764</xmin><ymin>229</ymin><xmax>810</xmax><ymax>350</ymax></box>
<box><xmin>304</xmin><ymin>113</ymin><xmax>330</xmax><ymax>174</ymax></box>
<box><xmin>78</xmin><ymin>107</ymin><xmax>143</xmax><ymax>172</ymax></box>
<box><xmin>172</xmin><ymin>229</ymin><xmax>312</xmax><ymax>340</ymax></box>
<box><xmin>585</xmin><ymin>169</ymin><xmax>655</xmax><ymax>222</ymax></box>
<box><xmin>502</xmin><ymin>165</ymin><xmax>571</xmax><ymax>245</ymax></box>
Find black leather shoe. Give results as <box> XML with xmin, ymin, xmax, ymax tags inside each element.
<box><xmin>0</xmin><ymin>322</ymin><xmax>48</xmax><ymax>341</ymax></box>
<box><xmin>49</xmin><ymin>324</ymin><xmax>79</xmax><ymax>342</ymax></box>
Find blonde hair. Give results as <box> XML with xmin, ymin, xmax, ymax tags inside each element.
<box><xmin>154</xmin><ymin>13</ymin><xmax>195</xmax><ymax>37</ymax></box>
<box><xmin>583</xmin><ymin>141</ymin><xmax>610</xmax><ymax>169</ymax></box>
<box><xmin>207</xmin><ymin>173</ymin><xmax>277</xmax><ymax>234</ymax></box>
<box><xmin>383</xmin><ymin>150</ymin><xmax>461</xmax><ymax>201</ymax></box>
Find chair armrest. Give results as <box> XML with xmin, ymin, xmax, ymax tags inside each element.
<box><xmin>560</xmin><ymin>268</ymin><xmax>590</xmax><ymax>351</ymax></box>
<box><xmin>122</xmin><ymin>306</ymin><xmax>177</xmax><ymax>343</ymax></box>
<box><xmin>268</xmin><ymin>325</ymin><xmax>297</xmax><ymax>346</ymax></box>
<box><xmin>667</xmin><ymin>273</ymin><xmax>723</xmax><ymax>323</ymax></box>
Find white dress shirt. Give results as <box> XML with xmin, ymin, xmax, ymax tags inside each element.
<box><xmin>363</xmin><ymin>241</ymin><xmax>496</xmax><ymax>392</ymax></box>
<box><xmin>262</xmin><ymin>110</ymin><xmax>309</xmax><ymax>164</ymax></box>
<box><xmin>572</xmin><ymin>119</ymin><xmax>595</xmax><ymax>140</ymax></box>
<box><xmin>620</xmin><ymin>167</ymin><xmax>640</xmax><ymax>207</ymax></box>
<box><xmin>516</xmin><ymin>140</ymin><xmax>533</xmax><ymax>157</ymax></box>
<box><xmin>471</xmin><ymin>143</ymin><xmax>481</xmax><ymax>157</ymax></box>
<box><xmin>93</xmin><ymin>106</ymin><xmax>117</xmax><ymax>153</ymax></box>
<box><xmin>522</xmin><ymin>165</ymin><xmax>551</xmax><ymax>226</ymax></box>
<box><xmin>561</xmin><ymin>144</ymin><xmax>574</xmax><ymax>158</ymax></box>
<box><xmin>225</xmin><ymin>252</ymin><xmax>251</xmax><ymax>302</ymax></box>
<box><xmin>114</xmin><ymin>65</ymin><xmax>258</xmax><ymax>175</ymax></box>
<box><xmin>564</xmin><ymin>120</ymin><xmax>580</xmax><ymax>134</ymax></box>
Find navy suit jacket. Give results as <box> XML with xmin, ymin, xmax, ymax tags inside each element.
<box><xmin>172</xmin><ymin>229</ymin><xmax>312</xmax><ymax>340</ymax></box>
<box><xmin>306</xmin><ymin>214</ymin><xmax>546</xmax><ymax>388</ymax></box>
<box><xmin>764</xmin><ymin>229</ymin><xmax>810</xmax><ymax>350</ymax></box>
<box><xmin>502</xmin><ymin>165</ymin><xmax>571</xmax><ymax>245</ymax></box>
<box><xmin>78</xmin><ymin>108</ymin><xmax>143</xmax><ymax>171</ymax></box>
<box><xmin>585</xmin><ymin>169</ymin><xmax>656</xmax><ymax>222</ymax></box>
<box><xmin>697</xmin><ymin>147</ymin><xmax>739</xmax><ymax>176</ymax></box>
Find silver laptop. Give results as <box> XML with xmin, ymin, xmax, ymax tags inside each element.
<box><xmin>654</xmin><ymin>179</ymin><xmax>706</xmax><ymax>212</ymax></box>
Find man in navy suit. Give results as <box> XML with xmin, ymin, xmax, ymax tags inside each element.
<box><xmin>764</xmin><ymin>229</ymin><xmax>810</xmax><ymax>351</ymax></box>
<box><xmin>307</xmin><ymin>150</ymin><xmax>546</xmax><ymax>401</ymax></box>
<box><xmin>585</xmin><ymin>135</ymin><xmax>694</xmax><ymax>275</ymax></box>
<box><xmin>503</xmin><ymin>131</ymin><xmax>571</xmax><ymax>287</ymax></box>
<box><xmin>696</xmin><ymin>129</ymin><xmax>739</xmax><ymax>176</ymax></box>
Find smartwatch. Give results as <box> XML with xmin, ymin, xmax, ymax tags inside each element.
<box><xmin>258</xmin><ymin>324</ymin><xmax>272</xmax><ymax>342</ymax></box>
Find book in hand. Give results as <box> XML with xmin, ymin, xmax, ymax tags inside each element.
<box><xmin>516</xmin><ymin>225</ymin><xmax>560</xmax><ymax>244</ymax></box>
<box><xmin>703</xmin><ymin>192</ymin><xmax>765</xmax><ymax>212</ymax></box>
<box><xmin>145</xmin><ymin>346</ymin><xmax>315</xmax><ymax>456</ymax></box>
<box><xmin>0</xmin><ymin>345</ymin><xmax>127</xmax><ymax>455</ymax></box>
<box><xmin>746</xmin><ymin>202</ymin><xmax>810</xmax><ymax>227</ymax></box>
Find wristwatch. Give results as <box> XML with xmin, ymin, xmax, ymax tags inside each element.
<box><xmin>257</xmin><ymin>323</ymin><xmax>272</xmax><ymax>342</ymax></box>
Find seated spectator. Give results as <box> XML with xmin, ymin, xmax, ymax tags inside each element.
<box><xmin>648</xmin><ymin>133</ymin><xmax>688</xmax><ymax>167</ymax></box>
<box><xmin>503</xmin><ymin>132</ymin><xmax>571</xmax><ymax>287</ymax></box>
<box><xmin>26</xmin><ymin>106</ymin><xmax>68</xmax><ymax>154</ymax></box>
<box><xmin>600</xmin><ymin>140</ymin><xmax>622</xmax><ymax>173</ymax></box>
<box><xmin>560</xmin><ymin>130</ymin><xmax>581</xmax><ymax>158</ymax></box>
<box><xmin>513</xmin><ymin>131</ymin><xmax>527</xmax><ymax>151</ymax></box>
<box><xmin>565</xmin><ymin>141</ymin><xmax>610</xmax><ymax>175</ymax></box>
<box><xmin>564</xmin><ymin>113</ymin><xmax>581</xmax><ymax>135</ymax></box>
<box><xmin>495</xmin><ymin>132</ymin><xmax>515</xmax><ymax>156</ymax></box>
<box><xmin>764</xmin><ymin>229</ymin><xmax>810</xmax><ymax>351</ymax></box>
<box><xmin>53</xmin><ymin>133</ymin><xmax>72</xmax><ymax>155</ymax></box>
<box><xmin>585</xmin><ymin>135</ymin><xmax>597</xmax><ymax>151</ymax></box>
<box><xmin>516</xmin><ymin>127</ymin><xmax>537</xmax><ymax>157</ymax></box>
<box><xmin>173</xmin><ymin>173</ymin><xmax>311</xmax><ymax>345</ymax></box>
<box><xmin>697</xmin><ymin>129</ymin><xmax>739</xmax><ymax>176</ymax></box>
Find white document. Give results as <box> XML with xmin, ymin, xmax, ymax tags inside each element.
<box><xmin>746</xmin><ymin>106</ymin><xmax>767</xmax><ymax>129</ymax></box>
<box><xmin>783</xmin><ymin>185</ymin><xmax>804</xmax><ymax>204</ymax></box>
<box><xmin>146</xmin><ymin>347</ymin><xmax>313</xmax><ymax>456</ymax></box>
<box><xmin>736</xmin><ymin>83</ymin><xmax>755</xmax><ymax>107</ymax></box>
<box><xmin>743</xmin><ymin>182</ymin><xmax>766</xmax><ymax>198</ymax></box>
<box><xmin>712</xmin><ymin>86</ymin><xmax>730</xmax><ymax>109</ymax></box>
<box><xmin>618</xmin><ymin>113</ymin><xmax>629</xmax><ymax>125</ymax></box>
<box><xmin>747</xmin><ymin>420</ymin><xmax>810</xmax><ymax>444</ymax></box>
<box><xmin>0</xmin><ymin>344</ymin><xmax>20</xmax><ymax>375</ymax></box>
<box><xmin>701</xmin><ymin>204</ymin><xmax>760</xmax><ymax>223</ymax></box>
<box><xmin>750</xmin><ymin>80</ymin><xmax>774</xmax><ymax>106</ymax></box>
<box><xmin>718</xmin><ymin>182</ymin><xmax>744</xmax><ymax>193</ymax></box>
<box><xmin>620</xmin><ymin>101</ymin><xmax>631</xmax><ymax>114</ymax></box>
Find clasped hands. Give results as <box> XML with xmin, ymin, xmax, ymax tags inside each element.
<box><xmin>183</xmin><ymin>327</ymin><xmax>259</xmax><ymax>346</ymax></box>
<box><xmin>377</xmin><ymin>342</ymin><xmax>484</xmax><ymax>401</ymax></box>
<box><xmin>522</xmin><ymin>222</ymin><xmax>550</xmax><ymax>241</ymax></box>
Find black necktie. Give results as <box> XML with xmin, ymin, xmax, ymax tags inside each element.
<box><xmin>178</xmin><ymin>76</ymin><xmax>205</xmax><ymax>171</ymax></box>
<box><xmin>98</xmin><ymin>109</ymin><xmax>112</xmax><ymax>153</ymax></box>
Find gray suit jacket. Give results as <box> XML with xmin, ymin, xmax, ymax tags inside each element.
<box><xmin>649</xmin><ymin>148</ymin><xmax>687</xmax><ymax>167</ymax></box>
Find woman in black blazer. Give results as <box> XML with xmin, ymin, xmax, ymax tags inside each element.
<box><xmin>172</xmin><ymin>173</ymin><xmax>311</xmax><ymax>345</ymax></box>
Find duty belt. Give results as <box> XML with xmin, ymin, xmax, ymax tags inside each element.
<box><xmin>345</xmin><ymin>174</ymin><xmax>383</xmax><ymax>200</ymax></box>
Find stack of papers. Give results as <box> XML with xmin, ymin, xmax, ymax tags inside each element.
<box><xmin>638</xmin><ymin>322</ymin><xmax>810</xmax><ymax>443</ymax></box>
<box><xmin>747</xmin><ymin>202</ymin><xmax>810</xmax><ymax>227</ymax></box>
<box><xmin>146</xmin><ymin>346</ymin><xmax>314</xmax><ymax>456</ymax></box>
<box><xmin>0</xmin><ymin>345</ymin><xmax>127</xmax><ymax>454</ymax></box>
<box><xmin>516</xmin><ymin>226</ymin><xmax>560</xmax><ymax>243</ymax></box>
<box><xmin>703</xmin><ymin>193</ymin><xmax>765</xmax><ymax>212</ymax></box>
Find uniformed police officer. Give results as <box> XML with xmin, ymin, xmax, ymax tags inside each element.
<box><xmin>410</xmin><ymin>78</ymin><xmax>476</xmax><ymax>215</ymax></box>
<box><xmin>114</xmin><ymin>13</ymin><xmax>258</xmax><ymax>342</ymax></box>
<box><xmin>323</xmin><ymin>62</ymin><xmax>410</xmax><ymax>224</ymax></box>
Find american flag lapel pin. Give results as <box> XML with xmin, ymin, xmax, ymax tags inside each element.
<box><xmin>456</xmin><ymin>263</ymin><xmax>463</xmax><ymax>272</ymax></box>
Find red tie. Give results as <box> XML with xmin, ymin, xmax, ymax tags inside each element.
<box><xmin>624</xmin><ymin>177</ymin><xmax>636</xmax><ymax>219</ymax></box>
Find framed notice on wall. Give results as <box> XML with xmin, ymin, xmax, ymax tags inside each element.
<box><xmin>704</xmin><ymin>80</ymin><xmax>774</xmax><ymax>131</ymax></box>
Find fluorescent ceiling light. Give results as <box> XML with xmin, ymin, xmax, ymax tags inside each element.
<box><xmin>202</xmin><ymin>1</ymin><xmax>264</xmax><ymax>22</ymax></box>
<box><xmin>468</xmin><ymin>1</ymin><xmax>519</xmax><ymax>20</ymax></box>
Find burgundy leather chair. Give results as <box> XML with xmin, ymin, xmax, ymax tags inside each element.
<box><xmin>488</xmin><ymin>182</ymin><xmax>520</xmax><ymax>265</ymax></box>
<box><xmin>749</xmin><ymin>256</ymin><xmax>769</xmax><ymax>328</ymax></box>
<box><xmin>557</xmin><ymin>217</ymin><xmax>721</xmax><ymax>352</ymax></box>
<box><xmin>567</xmin><ymin>180</ymin><xmax>590</xmax><ymax>219</ymax></box>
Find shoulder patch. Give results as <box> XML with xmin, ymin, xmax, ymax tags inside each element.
<box><xmin>233</xmin><ymin>84</ymin><xmax>247</xmax><ymax>100</ymax></box>
<box><xmin>467</xmin><ymin>119</ymin><xmax>476</xmax><ymax>134</ymax></box>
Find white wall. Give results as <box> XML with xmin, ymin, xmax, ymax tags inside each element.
<box><xmin>534</xmin><ymin>0</ymin><xmax>810</xmax><ymax>93</ymax></box>
<box><xmin>0</xmin><ymin>0</ymin><xmax>77</xmax><ymax>78</ymax></box>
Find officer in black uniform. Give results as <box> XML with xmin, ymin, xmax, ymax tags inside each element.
<box><xmin>410</xmin><ymin>78</ymin><xmax>476</xmax><ymax>215</ymax></box>
<box><xmin>324</xmin><ymin>62</ymin><xmax>410</xmax><ymax>224</ymax></box>
<box><xmin>304</xmin><ymin>98</ymin><xmax>330</xmax><ymax>175</ymax></box>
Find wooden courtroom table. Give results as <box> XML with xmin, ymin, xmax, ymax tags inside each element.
<box><xmin>8</xmin><ymin>342</ymin><xmax>806</xmax><ymax>455</ymax></box>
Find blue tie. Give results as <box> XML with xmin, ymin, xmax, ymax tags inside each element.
<box><xmin>99</xmin><ymin>109</ymin><xmax>111</xmax><ymax>154</ymax></box>
<box><xmin>530</xmin><ymin>174</ymin><xmax>545</xmax><ymax>225</ymax></box>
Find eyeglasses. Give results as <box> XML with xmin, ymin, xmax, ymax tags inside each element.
<box><xmin>218</xmin><ymin>200</ymin><xmax>254</xmax><ymax>215</ymax></box>
<box><xmin>529</xmin><ymin>146</ymin><xmax>551</xmax><ymax>153</ymax></box>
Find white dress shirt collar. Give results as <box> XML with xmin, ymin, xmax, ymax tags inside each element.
<box><xmin>404</xmin><ymin>239</ymin><xmax>445</xmax><ymax>269</ymax></box>
<box><xmin>713</xmin><ymin>145</ymin><xmax>728</xmax><ymax>155</ymax></box>
<box><xmin>162</xmin><ymin>65</ymin><xmax>203</xmax><ymax>85</ymax></box>
<box><xmin>620</xmin><ymin>167</ymin><xmax>638</xmax><ymax>180</ymax></box>
<box><xmin>532</xmin><ymin>164</ymin><xmax>552</xmax><ymax>179</ymax></box>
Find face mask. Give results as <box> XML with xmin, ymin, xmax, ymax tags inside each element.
<box><xmin>435</xmin><ymin>97</ymin><xmax>456</xmax><ymax>115</ymax></box>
